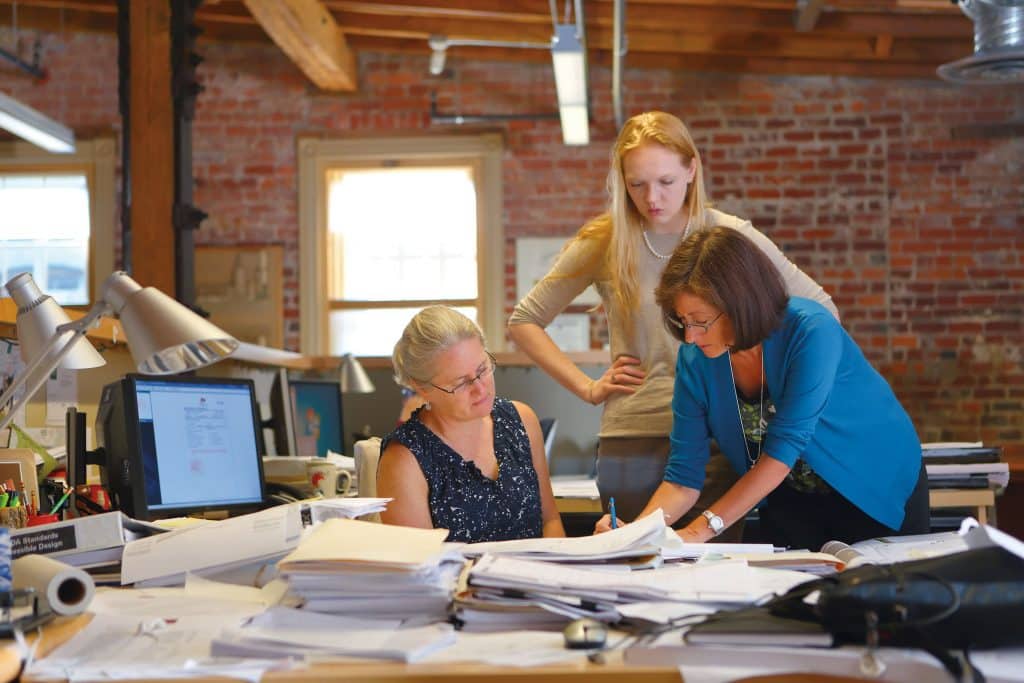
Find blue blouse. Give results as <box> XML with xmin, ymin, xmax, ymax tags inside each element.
<box><xmin>381</xmin><ymin>397</ymin><xmax>544</xmax><ymax>543</ymax></box>
<box><xmin>665</xmin><ymin>297</ymin><xmax>922</xmax><ymax>530</ymax></box>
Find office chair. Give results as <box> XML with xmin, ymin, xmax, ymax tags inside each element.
<box><xmin>539</xmin><ymin>418</ymin><xmax>558</xmax><ymax>463</ymax></box>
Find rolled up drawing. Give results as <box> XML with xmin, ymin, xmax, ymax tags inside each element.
<box><xmin>12</xmin><ymin>553</ymin><xmax>95</xmax><ymax>616</ymax></box>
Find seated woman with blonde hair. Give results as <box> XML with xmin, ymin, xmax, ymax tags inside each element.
<box><xmin>378</xmin><ymin>306</ymin><xmax>565</xmax><ymax>542</ymax></box>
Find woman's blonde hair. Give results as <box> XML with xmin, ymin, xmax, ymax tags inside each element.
<box><xmin>573</xmin><ymin>111</ymin><xmax>710</xmax><ymax>334</ymax></box>
<box><xmin>393</xmin><ymin>306</ymin><xmax>486</xmax><ymax>388</ymax></box>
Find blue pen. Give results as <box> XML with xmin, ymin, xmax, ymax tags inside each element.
<box><xmin>609</xmin><ymin>497</ymin><xmax>618</xmax><ymax>529</ymax></box>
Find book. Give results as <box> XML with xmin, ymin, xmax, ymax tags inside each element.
<box><xmin>922</xmin><ymin>444</ymin><xmax>1001</xmax><ymax>465</ymax></box>
<box><xmin>684</xmin><ymin>607</ymin><xmax>833</xmax><ymax>647</ymax></box>
<box><xmin>10</xmin><ymin>511</ymin><xmax>166</xmax><ymax>568</ymax></box>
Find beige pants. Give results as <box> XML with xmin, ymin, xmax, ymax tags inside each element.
<box><xmin>596</xmin><ymin>437</ymin><xmax>744</xmax><ymax>542</ymax></box>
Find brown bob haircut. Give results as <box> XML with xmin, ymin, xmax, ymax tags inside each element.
<box><xmin>654</xmin><ymin>227</ymin><xmax>788</xmax><ymax>351</ymax></box>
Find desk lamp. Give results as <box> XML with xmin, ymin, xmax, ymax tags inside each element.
<box><xmin>339</xmin><ymin>353</ymin><xmax>375</xmax><ymax>394</ymax></box>
<box><xmin>0</xmin><ymin>271</ymin><xmax>239</xmax><ymax>435</ymax></box>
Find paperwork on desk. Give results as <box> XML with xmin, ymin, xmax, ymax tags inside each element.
<box><xmin>212</xmin><ymin>606</ymin><xmax>456</xmax><ymax>662</ymax></box>
<box><xmin>278</xmin><ymin>519</ymin><xmax>461</xmax><ymax>621</ymax></box>
<box><xmin>455</xmin><ymin>552</ymin><xmax>790</xmax><ymax>631</ymax></box>
<box><xmin>306</xmin><ymin>496</ymin><xmax>391</xmax><ymax>523</ymax></box>
<box><xmin>120</xmin><ymin>504</ymin><xmax>303</xmax><ymax>586</ymax></box>
<box><xmin>26</xmin><ymin>613</ymin><xmax>294</xmax><ymax>682</ymax></box>
<box><xmin>462</xmin><ymin>508</ymin><xmax>667</xmax><ymax>562</ymax></box>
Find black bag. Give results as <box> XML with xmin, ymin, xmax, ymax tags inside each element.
<box><xmin>767</xmin><ymin>545</ymin><xmax>1024</xmax><ymax>681</ymax></box>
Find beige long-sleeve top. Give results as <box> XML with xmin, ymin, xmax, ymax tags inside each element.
<box><xmin>509</xmin><ymin>208</ymin><xmax>838</xmax><ymax>439</ymax></box>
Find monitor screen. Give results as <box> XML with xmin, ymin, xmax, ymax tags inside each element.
<box><xmin>96</xmin><ymin>374</ymin><xmax>266</xmax><ymax>520</ymax></box>
<box><xmin>289</xmin><ymin>380</ymin><xmax>344</xmax><ymax>458</ymax></box>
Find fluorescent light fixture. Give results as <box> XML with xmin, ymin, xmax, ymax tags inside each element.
<box><xmin>551</xmin><ymin>24</ymin><xmax>589</xmax><ymax>146</ymax></box>
<box><xmin>0</xmin><ymin>91</ymin><xmax>75</xmax><ymax>154</ymax></box>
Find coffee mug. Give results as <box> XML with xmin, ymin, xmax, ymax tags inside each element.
<box><xmin>307</xmin><ymin>462</ymin><xmax>351</xmax><ymax>498</ymax></box>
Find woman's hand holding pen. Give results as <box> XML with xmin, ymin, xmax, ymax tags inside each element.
<box><xmin>588</xmin><ymin>355</ymin><xmax>644</xmax><ymax>405</ymax></box>
<box><xmin>593</xmin><ymin>513</ymin><xmax>626</xmax><ymax>534</ymax></box>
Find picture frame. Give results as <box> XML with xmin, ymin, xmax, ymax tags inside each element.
<box><xmin>195</xmin><ymin>244</ymin><xmax>285</xmax><ymax>349</ymax></box>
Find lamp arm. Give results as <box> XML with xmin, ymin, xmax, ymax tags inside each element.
<box><xmin>0</xmin><ymin>301</ymin><xmax>110</xmax><ymax>435</ymax></box>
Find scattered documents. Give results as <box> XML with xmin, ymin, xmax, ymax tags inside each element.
<box><xmin>462</xmin><ymin>508</ymin><xmax>666</xmax><ymax>563</ymax></box>
<box><xmin>120</xmin><ymin>504</ymin><xmax>303</xmax><ymax>586</ymax></box>
<box><xmin>212</xmin><ymin>606</ymin><xmax>456</xmax><ymax>662</ymax></box>
<box><xmin>26</xmin><ymin>613</ymin><xmax>294</xmax><ymax>682</ymax></box>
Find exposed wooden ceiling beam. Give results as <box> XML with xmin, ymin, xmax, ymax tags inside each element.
<box><xmin>795</xmin><ymin>0</ymin><xmax>827</xmax><ymax>32</ymax></box>
<box><xmin>242</xmin><ymin>0</ymin><xmax>357</xmax><ymax>91</ymax></box>
<box><xmin>875</xmin><ymin>33</ymin><xmax>894</xmax><ymax>57</ymax></box>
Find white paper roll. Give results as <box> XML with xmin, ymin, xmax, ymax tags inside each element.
<box><xmin>12</xmin><ymin>554</ymin><xmax>95</xmax><ymax>616</ymax></box>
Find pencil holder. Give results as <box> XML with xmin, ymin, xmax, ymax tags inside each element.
<box><xmin>0</xmin><ymin>507</ymin><xmax>28</xmax><ymax>529</ymax></box>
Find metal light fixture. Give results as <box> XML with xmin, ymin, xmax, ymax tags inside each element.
<box><xmin>0</xmin><ymin>91</ymin><xmax>75</xmax><ymax>153</ymax></box>
<box><xmin>339</xmin><ymin>353</ymin><xmax>375</xmax><ymax>394</ymax></box>
<box><xmin>0</xmin><ymin>271</ymin><xmax>238</xmax><ymax>434</ymax></box>
<box><xmin>428</xmin><ymin>35</ymin><xmax>448</xmax><ymax>76</ymax></box>
<box><xmin>5</xmin><ymin>272</ymin><xmax>105</xmax><ymax>372</ymax></box>
<box><xmin>551</xmin><ymin>24</ymin><xmax>590</xmax><ymax>145</ymax></box>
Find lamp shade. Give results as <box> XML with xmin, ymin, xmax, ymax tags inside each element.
<box><xmin>5</xmin><ymin>272</ymin><xmax>105</xmax><ymax>370</ymax></box>
<box><xmin>339</xmin><ymin>353</ymin><xmax>375</xmax><ymax>394</ymax></box>
<box><xmin>101</xmin><ymin>272</ymin><xmax>238</xmax><ymax>374</ymax></box>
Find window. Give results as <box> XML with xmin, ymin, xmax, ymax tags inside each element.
<box><xmin>298</xmin><ymin>135</ymin><xmax>503</xmax><ymax>356</ymax></box>
<box><xmin>0</xmin><ymin>174</ymin><xmax>90</xmax><ymax>305</ymax></box>
<box><xmin>0</xmin><ymin>139</ymin><xmax>116</xmax><ymax>307</ymax></box>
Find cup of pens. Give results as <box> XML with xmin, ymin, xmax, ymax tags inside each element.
<box><xmin>0</xmin><ymin>480</ymin><xmax>29</xmax><ymax>529</ymax></box>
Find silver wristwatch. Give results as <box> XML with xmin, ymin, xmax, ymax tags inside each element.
<box><xmin>702</xmin><ymin>510</ymin><xmax>725</xmax><ymax>536</ymax></box>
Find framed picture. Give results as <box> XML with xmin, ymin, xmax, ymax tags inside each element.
<box><xmin>195</xmin><ymin>245</ymin><xmax>285</xmax><ymax>349</ymax></box>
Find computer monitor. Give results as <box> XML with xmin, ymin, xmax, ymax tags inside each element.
<box><xmin>96</xmin><ymin>374</ymin><xmax>266</xmax><ymax>520</ymax></box>
<box><xmin>268</xmin><ymin>370</ymin><xmax>344</xmax><ymax>457</ymax></box>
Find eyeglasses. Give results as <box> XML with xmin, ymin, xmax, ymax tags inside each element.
<box><xmin>429</xmin><ymin>352</ymin><xmax>497</xmax><ymax>395</ymax></box>
<box><xmin>667</xmin><ymin>310</ymin><xmax>724</xmax><ymax>335</ymax></box>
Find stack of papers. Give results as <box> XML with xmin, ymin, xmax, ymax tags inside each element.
<box><xmin>278</xmin><ymin>519</ymin><xmax>463</xmax><ymax>621</ymax></box>
<box><xmin>306</xmin><ymin>497</ymin><xmax>391</xmax><ymax>523</ymax></box>
<box><xmin>926</xmin><ymin>462</ymin><xmax>1009</xmax><ymax>490</ymax></box>
<box><xmin>462</xmin><ymin>509</ymin><xmax>667</xmax><ymax>564</ymax></box>
<box><xmin>455</xmin><ymin>552</ymin><xmax>777</xmax><ymax>631</ymax></box>
<box><xmin>121</xmin><ymin>505</ymin><xmax>303</xmax><ymax>587</ymax></box>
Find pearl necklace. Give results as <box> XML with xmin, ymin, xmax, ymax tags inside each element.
<box><xmin>640</xmin><ymin>222</ymin><xmax>691</xmax><ymax>260</ymax></box>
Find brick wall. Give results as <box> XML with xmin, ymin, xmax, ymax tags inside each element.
<box><xmin>2</xmin><ymin>30</ymin><xmax>1021</xmax><ymax>455</ymax></box>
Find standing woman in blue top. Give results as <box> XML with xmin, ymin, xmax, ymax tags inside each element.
<box><xmin>604</xmin><ymin>227</ymin><xmax>929</xmax><ymax>549</ymax></box>
<box><xmin>379</xmin><ymin>306</ymin><xmax>565</xmax><ymax>543</ymax></box>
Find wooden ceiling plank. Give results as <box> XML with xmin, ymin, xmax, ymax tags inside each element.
<box><xmin>795</xmin><ymin>0</ymin><xmax>827</xmax><ymax>32</ymax></box>
<box><xmin>875</xmin><ymin>33</ymin><xmax>894</xmax><ymax>57</ymax></box>
<box><xmin>242</xmin><ymin>0</ymin><xmax>357</xmax><ymax>91</ymax></box>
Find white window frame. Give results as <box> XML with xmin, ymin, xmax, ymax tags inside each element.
<box><xmin>0</xmin><ymin>137</ymin><xmax>116</xmax><ymax>306</ymax></box>
<box><xmin>297</xmin><ymin>134</ymin><xmax>504</xmax><ymax>355</ymax></box>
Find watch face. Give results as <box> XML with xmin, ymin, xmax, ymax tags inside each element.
<box><xmin>704</xmin><ymin>510</ymin><xmax>724</xmax><ymax>533</ymax></box>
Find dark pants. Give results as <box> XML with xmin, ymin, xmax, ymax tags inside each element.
<box><xmin>752</xmin><ymin>463</ymin><xmax>931</xmax><ymax>550</ymax></box>
<box><xmin>596</xmin><ymin>437</ymin><xmax>744</xmax><ymax>542</ymax></box>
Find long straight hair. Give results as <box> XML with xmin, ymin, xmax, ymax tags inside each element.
<box><xmin>571</xmin><ymin>112</ymin><xmax>711</xmax><ymax>335</ymax></box>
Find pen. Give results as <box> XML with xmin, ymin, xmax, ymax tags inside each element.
<box><xmin>50</xmin><ymin>489</ymin><xmax>72</xmax><ymax>515</ymax></box>
<box><xmin>609</xmin><ymin>497</ymin><xmax>618</xmax><ymax>529</ymax></box>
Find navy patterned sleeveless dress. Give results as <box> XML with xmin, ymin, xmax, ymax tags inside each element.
<box><xmin>381</xmin><ymin>397</ymin><xmax>544</xmax><ymax>543</ymax></box>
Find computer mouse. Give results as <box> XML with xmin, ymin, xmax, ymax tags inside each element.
<box><xmin>563</xmin><ymin>618</ymin><xmax>608</xmax><ymax>650</ymax></box>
